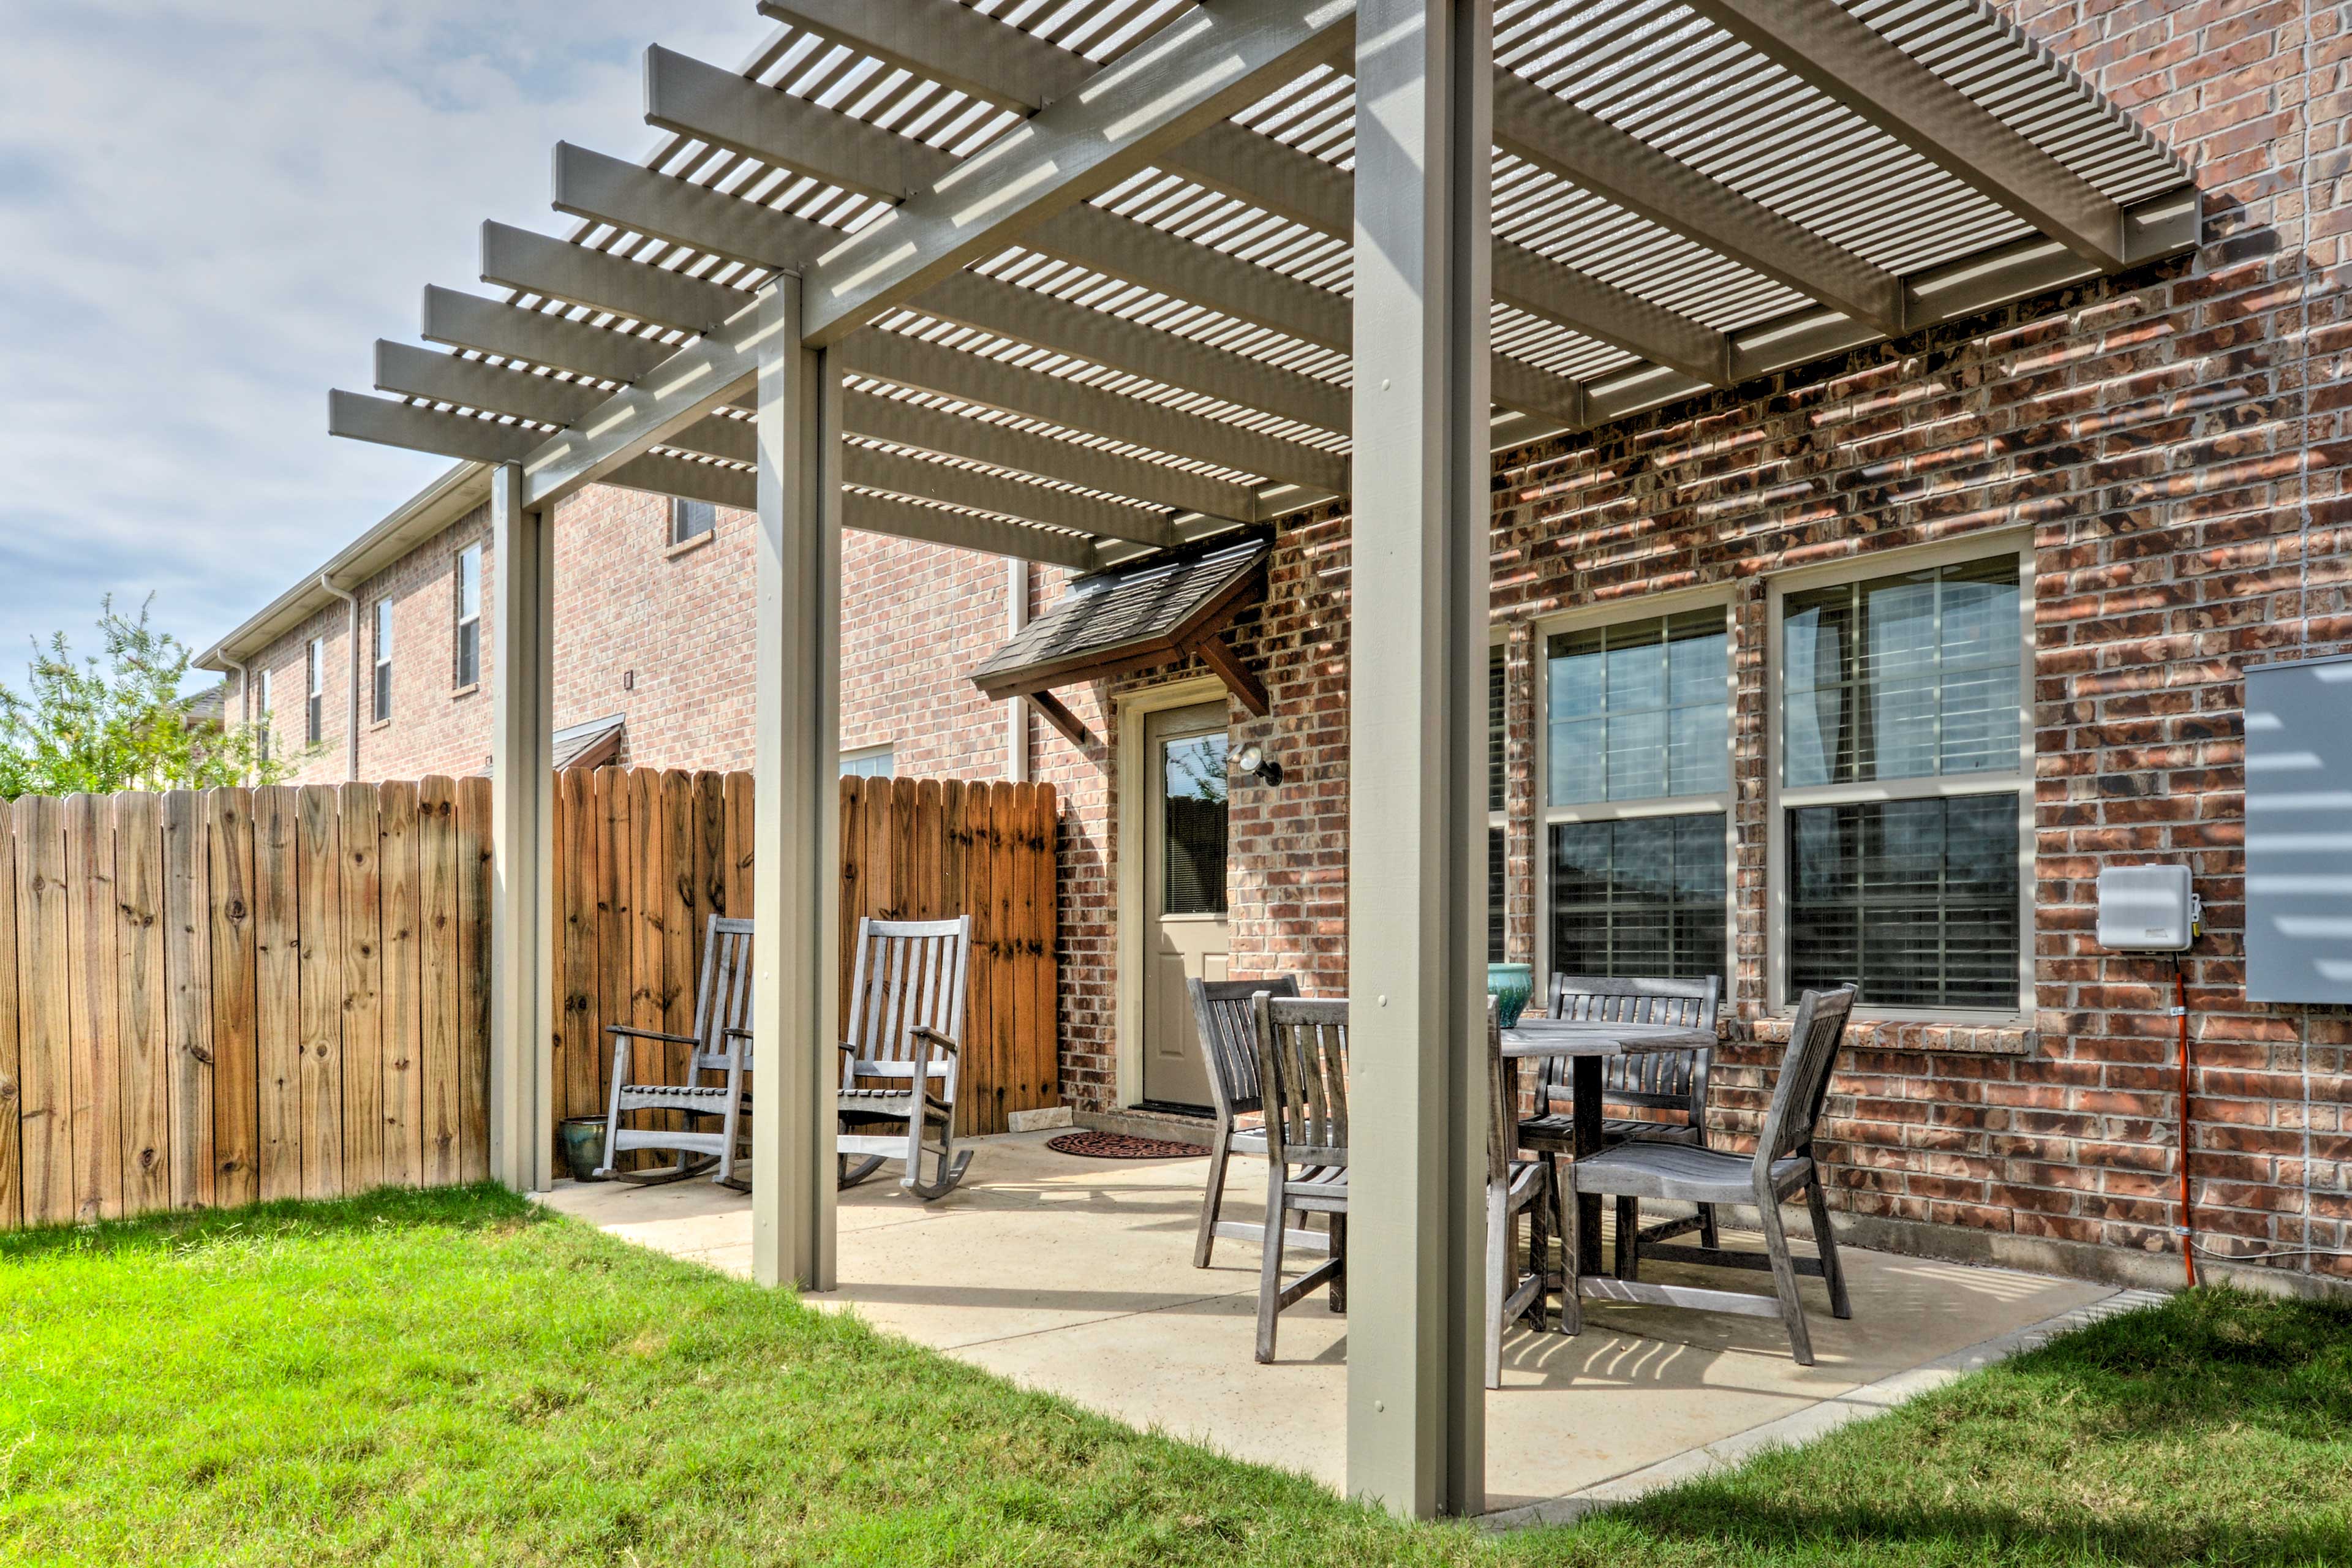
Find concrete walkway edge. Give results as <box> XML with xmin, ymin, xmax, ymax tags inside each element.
<box><xmin>1482</xmin><ymin>1286</ymin><xmax>2173</xmax><ymax>1530</ymax></box>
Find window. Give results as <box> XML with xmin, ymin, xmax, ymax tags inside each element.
<box><xmin>255</xmin><ymin>668</ymin><xmax>273</xmax><ymax>764</ymax></box>
<box><xmin>454</xmin><ymin>544</ymin><xmax>481</xmax><ymax>688</ymax></box>
<box><xmin>1488</xmin><ymin>643</ymin><xmax>1507</xmax><ymax>963</ymax></box>
<box><xmin>1545</xmin><ymin>606</ymin><xmax>1732</xmax><ymax>983</ymax></box>
<box><xmin>372</xmin><ymin>598</ymin><xmax>394</xmax><ymax>722</ymax></box>
<box><xmin>1160</xmin><ymin>732</ymin><xmax>1228</xmax><ymax>916</ymax></box>
<box><xmin>1774</xmin><ymin>549</ymin><xmax>2028</xmax><ymax>1012</ymax></box>
<box><xmin>669</xmin><ymin>497</ymin><xmax>718</xmax><ymax>546</ymax></box>
<box><xmin>304</xmin><ymin>639</ymin><xmax>324</xmax><ymax>746</ymax></box>
<box><xmin>840</xmin><ymin>744</ymin><xmax>894</xmax><ymax>779</ymax></box>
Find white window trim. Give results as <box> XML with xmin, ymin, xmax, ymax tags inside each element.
<box><xmin>1530</xmin><ymin>587</ymin><xmax>1740</xmax><ymax>1003</ymax></box>
<box><xmin>1763</xmin><ymin>529</ymin><xmax>2036</xmax><ymax>1023</ymax></box>
<box><xmin>305</xmin><ymin>638</ymin><xmax>325</xmax><ymax>745</ymax></box>
<box><xmin>454</xmin><ymin>544</ymin><xmax>483</xmax><ymax>688</ymax></box>
<box><xmin>669</xmin><ymin>496</ymin><xmax>718</xmax><ymax>546</ymax></box>
<box><xmin>372</xmin><ymin>598</ymin><xmax>394</xmax><ymax>722</ymax></box>
<box><xmin>840</xmin><ymin>742</ymin><xmax>894</xmax><ymax>777</ymax></box>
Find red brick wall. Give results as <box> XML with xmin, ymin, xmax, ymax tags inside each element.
<box><xmin>238</xmin><ymin>486</ymin><xmax>1020</xmax><ymax>786</ymax></box>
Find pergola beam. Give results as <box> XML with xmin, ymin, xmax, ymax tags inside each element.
<box><xmin>1020</xmin><ymin>203</ymin><xmax>1353</xmax><ymax>354</ymax></box>
<box><xmin>645</xmin><ymin>44</ymin><xmax>955</xmax><ymax>202</ymax></box>
<box><xmin>373</xmin><ymin>341</ymin><xmax>606</xmax><ymax>429</ymax></box>
<box><xmin>1681</xmin><ymin>0</ymin><xmax>2128</xmax><ymax>268</ymax></box>
<box><xmin>481</xmin><ymin>219</ymin><xmax>745</xmax><ymax>334</ymax></box>
<box><xmin>840</xmin><ymin>330</ymin><xmax>1349</xmax><ymax>495</ymax></box>
<box><xmin>327</xmin><ymin>391</ymin><xmax>538</xmax><ymax>466</ymax></box>
<box><xmin>552</xmin><ymin>142</ymin><xmax>837</xmax><ymax>274</ymax></box>
<box><xmin>843</xmin><ymin>445</ymin><xmax>1177</xmax><ymax>548</ymax></box>
<box><xmin>842</xmin><ymin>491</ymin><xmax>1102</xmax><ymax>570</ymax></box>
<box><xmin>421</xmin><ymin>285</ymin><xmax>670</xmax><ymax>383</ymax></box>
<box><xmin>1489</xmin><ymin>72</ymin><xmax>1905</xmax><ymax>336</ymax></box>
<box><xmin>797</xmin><ymin>0</ymin><xmax>1358</xmax><ymax>346</ymax></box>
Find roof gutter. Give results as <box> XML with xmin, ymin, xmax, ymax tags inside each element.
<box><xmin>197</xmin><ymin>460</ymin><xmax>491</xmax><ymax>674</ymax></box>
<box><xmin>320</xmin><ymin>573</ymin><xmax>361</xmax><ymax>782</ymax></box>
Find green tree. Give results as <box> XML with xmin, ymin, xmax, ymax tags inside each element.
<box><xmin>0</xmin><ymin>597</ymin><xmax>293</xmax><ymax>800</ymax></box>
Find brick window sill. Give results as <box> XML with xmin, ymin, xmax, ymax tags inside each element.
<box><xmin>370</xmin><ymin>718</ymin><xmax>392</xmax><ymax>732</ymax></box>
<box><xmin>1747</xmin><ymin>1016</ymin><xmax>2038</xmax><ymax>1057</ymax></box>
<box><xmin>665</xmin><ymin>531</ymin><xmax>715</xmax><ymax>560</ymax></box>
<box><xmin>452</xmin><ymin>682</ymin><xmax>480</xmax><ymax>700</ymax></box>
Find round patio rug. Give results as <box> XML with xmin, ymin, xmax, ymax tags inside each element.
<box><xmin>1047</xmin><ymin>1131</ymin><xmax>1210</xmax><ymax>1159</ymax></box>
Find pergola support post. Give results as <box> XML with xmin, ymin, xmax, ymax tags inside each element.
<box><xmin>487</xmin><ymin>461</ymin><xmax>556</xmax><ymax>1193</ymax></box>
<box><xmin>1345</xmin><ymin>0</ymin><xmax>1493</xmax><ymax>1520</ymax></box>
<box><xmin>750</xmin><ymin>274</ymin><xmax>842</xmax><ymax>1291</ymax></box>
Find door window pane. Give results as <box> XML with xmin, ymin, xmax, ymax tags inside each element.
<box><xmin>1161</xmin><ymin>733</ymin><xmax>1228</xmax><ymax>916</ymax></box>
<box><xmin>1782</xmin><ymin>556</ymin><xmax>2020</xmax><ymax>788</ymax></box>
<box><xmin>1488</xmin><ymin>826</ymin><xmax>1506</xmax><ymax>964</ymax></box>
<box><xmin>1488</xmin><ymin>645</ymin><xmax>1506</xmax><ymax>815</ymax></box>
<box><xmin>1550</xmin><ymin>813</ymin><xmax>1726</xmax><ymax>982</ymax></box>
<box><xmin>1787</xmin><ymin>794</ymin><xmax>2020</xmax><ymax>1008</ymax></box>
<box><xmin>1548</xmin><ymin>609</ymin><xmax>1727</xmax><ymax>805</ymax></box>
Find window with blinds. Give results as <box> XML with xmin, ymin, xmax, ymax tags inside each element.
<box><xmin>1488</xmin><ymin>644</ymin><xmax>1507</xmax><ymax>961</ymax></box>
<box><xmin>1777</xmin><ymin>551</ymin><xmax>2027</xmax><ymax>1012</ymax></box>
<box><xmin>1544</xmin><ymin>606</ymin><xmax>1732</xmax><ymax>985</ymax></box>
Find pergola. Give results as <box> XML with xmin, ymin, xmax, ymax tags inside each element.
<box><xmin>326</xmin><ymin>0</ymin><xmax>2195</xmax><ymax>1517</ymax></box>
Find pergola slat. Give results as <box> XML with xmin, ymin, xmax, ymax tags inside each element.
<box><xmin>841</xmin><ymin>489</ymin><xmax>1101</xmax><ymax>570</ymax></box>
<box><xmin>421</xmin><ymin>287</ymin><xmax>670</xmax><ymax>384</ymax></box>
<box><xmin>644</xmin><ymin>45</ymin><xmax>955</xmax><ymax>203</ymax></box>
<box><xmin>1490</xmin><ymin>72</ymin><xmax>1906</xmax><ymax>336</ymax></box>
<box><xmin>842</xmin><ymin>445</ymin><xmax>1177</xmax><ymax>548</ymax></box>
<box><xmin>797</xmin><ymin>0</ymin><xmax>1359</xmax><ymax>346</ymax></box>
<box><xmin>843</xmin><ymin>389</ymin><xmax>1261</xmax><ymax>524</ymax></box>
<box><xmin>839</xmin><ymin>330</ymin><xmax>1350</xmax><ymax>496</ymax></box>
<box><xmin>480</xmin><ymin>220</ymin><xmax>744</xmax><ymax>335</ymax></box>
<box><xmin>1683</xmin><ymin>0</ymin><xmax>2127</xmax><ymax>268</ymax></box>
<box><xmin>1493</xmin><ymin>241</ymin><xmax>1728</xmax><ymax>386</ymax></box>
<box><xmin>1022</xmin><ymin>202</ymin><xmax>1354</xmax><ymax>354</ymax></box>
<box><xmin>754</xmin><ymin>0</ymin><xmax>1094</xmax><ymax>116</ymax></box>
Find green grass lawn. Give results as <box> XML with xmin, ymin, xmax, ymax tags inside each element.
<box><xmin>2</xmin><ymin>1187</ymin><xmax>2348</xmax><ymax>1567</ymax></box>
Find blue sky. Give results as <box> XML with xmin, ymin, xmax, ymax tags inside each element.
<box><xmin>0</xmin><ymin>0</ymin><xmax>750</xmax><ymax>689</ymax></box>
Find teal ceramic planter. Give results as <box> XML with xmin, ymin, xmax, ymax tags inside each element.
<box><xmin>559</xmin><ymin>1116</ymin><xmax>609</xmax><ymax>1182</ymax></box>
<box><xmin>1486</xmin><ymin>962</ymin><xmax>1535</xmax><ymax>1028</ymax></box>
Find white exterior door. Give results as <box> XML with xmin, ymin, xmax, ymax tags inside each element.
<box><xmin>1140</xmin><ymin>701</ymin><xmax>1230</xmax><ymax>1109</ymax></box>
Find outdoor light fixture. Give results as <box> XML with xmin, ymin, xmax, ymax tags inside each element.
<box><xmin>1231</xmin><ymin>741</ymin><xmax>1283</xmax><ymax>786</ymax></box>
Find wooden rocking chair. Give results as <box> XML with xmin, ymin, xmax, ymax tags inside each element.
<box><xmin>595</xmin><ymin>916</ymin><xmax>756</xmax><ymax>1186</ymax></box>
<box><xmin>837</xmin><ymin>916</ymin><xmax>975</xmax><ymax>1200</ymax></box>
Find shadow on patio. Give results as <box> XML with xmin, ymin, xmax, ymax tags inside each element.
<box><xmin>540</xmin><ymin>1130</ymin><xmax>2116</xmax><ymax>1516</ymax></box>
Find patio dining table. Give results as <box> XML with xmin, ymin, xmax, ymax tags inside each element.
<box><xmin>1499</xmin><ymin>1017</ymin><xmax>1718</xmax><ymax>1276</ymax></box>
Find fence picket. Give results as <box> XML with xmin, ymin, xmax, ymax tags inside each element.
<box><xmin>206</xmin><ymin>789</ymin><xmax>259</xmax><ymax>1207</ymax></box>
<box><xmin>15</xmin><ymin>797</ymin><xmax>70</xmax><ymax>1224</ymax></box>
<box><xmin>377</xmin><ymin>781</ymin><xmax>423</xmax><ymax>1187</ymax></box>
<box><xmin>113</xmin><ymin>793</ymin><xmax>170</xmax><ymax>1215</ymax></box>
<box><xmin>0</xmin><ymin>806</ymin><xmax>18</xmax><ymax>1229</ymax></box>
<box><xmin>456</xmin><ymin>776</ymin><xmax>491</xmax><ymax>1183</ymax></box>
<box><xmin>66</xmin><ymin>794</ymin><xmax>123</xmax><ymax>1219</ymax></box>
<box><xmin>417</xmin><ymin>776</ymin><xmax>461</xmax><ymax>1185</ymax></box>
<box><xmin>162</xmin><ymin>791</ymin><xmax>213</xmax><ymax>1210</ymax></box>
<box><xmin>252</xmin><ymin>785</ymin><xmax>302</xmax><ymax>1200</ymax></box>
<box><xmin>339</xmin><ymin>782</ymin><xmax>385</xmax><ymax>1191</ymax></box>
<box><xmin>295</xmin><ymin>785</ymin><xmax>345</xmax><ymax>1199</ymax></box>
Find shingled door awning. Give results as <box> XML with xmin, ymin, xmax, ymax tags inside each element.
<box><xmin>971</xmin><ymin>536</ymin><xmax>1272</xmax><ymax>745</ymax></box>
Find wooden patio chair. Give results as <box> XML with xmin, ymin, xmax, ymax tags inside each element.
<box><xmin>1251</xmin><ymin>993</ymin><xmax>1351</xmax><ymax>1364</ymax></box>
<box><xmin>1557</xmin><ymin>985</ymin><xmax>1858</xmax><ymax>1364</ymax></box>
<box><xmin>595</xmin><ymin>916</ymin><xmax>756</xmax><ymax>1186</ymax></box>
<box><xmin>837</xmin><ymin>915</ymin><xmax>975</xmax><ymax>1200</ymax></box>
<box><xmin>1520</xmin><ymin>973</ymin><xmax>1723</xmax><ymax>1270</ymax></box>
<box><xmin>1485</xmin><ymin>998</ymin><xmax>1555</xmax><ymax>1388</ymax></box>
<box><xmin>1185</xmin><ymin>974</ymin><xmax>1325</xmax><ymax>1268</ymax></box>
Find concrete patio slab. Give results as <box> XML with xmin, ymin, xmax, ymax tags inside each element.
<box><xmin>538</xmin><ymin>1130</ymin><xmax>2119</xmax><ymax>1515</ymax></box>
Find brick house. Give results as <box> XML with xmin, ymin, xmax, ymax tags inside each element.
<box><xmin>206</xmin><ymin>0</ymin><xmax>2350</xmax><ymax>1298</ymax></box>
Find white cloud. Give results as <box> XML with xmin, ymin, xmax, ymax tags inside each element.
<box><xmin>0</xmin><ymin>0</ymin><xmax>753</xmax><ymax>686</ymax></box>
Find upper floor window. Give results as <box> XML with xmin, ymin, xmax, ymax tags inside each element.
<box><xmin>255</xmin><ymin>668</ymin><xmax>273</xmax><ymax>763</ymax></box>
<box><xmin>840</xmin><ymin>744</ymin><xmax>894</xmax><ymax>779</ymax></box>
<box><xmin>1545</xmin><ymin>605</ymin><xmax>1733</xmax><ymax>984</ymax></box>
<box><xmin>304</xmin><ymin>639</ymin><xmax>325</xmax><ymax>746</ymax></box>
<box><xmin>372</xmin><ymin>598</ymin><xmax>394</xmax><ymax>723</ymax></box>
<box><xmin>454</xmin><ymin>544</ymin><xmax>482</xmax><ymax>688</ymax></box>
<box><xmin>1775</xmin><ymin>549</ymin><xmax>2028</xmax><ymax>1013</ymax></box>
<box><xmin>670</xmin><ymin>498</ymin><xmax>717</xmax><ymax>547</ymax></box>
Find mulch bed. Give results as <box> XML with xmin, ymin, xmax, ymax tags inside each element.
<box><xmin>1046</xmin><ymin>1131</ymin><xmax>1210</xmax><ymax>1160</ymax></box>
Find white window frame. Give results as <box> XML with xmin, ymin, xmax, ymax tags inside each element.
<box><xmin>1764</xmin><ymin>530</ymin><xmax>2036</xmax><ymax>1023</ymax></box>
<box><xmin>1531</xmin><ymin>586</ymin><xmax>1740</xmax><ymax>1003</ymax></box>
<box><xmin>669</xmin><ymin>496</ymin><xmax>718</xmax><ymax>546</ymax></box>
<box><xmin>372</xmin><ymin>597</ymin><xmax>394</xmax><ymax>723</ymax></box>
<box><xmin>255</xmin><ymin>667</ymin><xmax>273</xmax><ymax>763</ymax></box>
<box><xmin>840</xmin><ymin>742</ymin><xmax>894</xmax><ymax>778</ymax></box>
<box><xmin>454</xmin><ymin>543</ymin><xmax>482</xmax><ymax>689</ymax></box>
<box><xmin>305</xmin><ymin>638</ymin><xmax>325</xmax><ymax>747</ymax></box>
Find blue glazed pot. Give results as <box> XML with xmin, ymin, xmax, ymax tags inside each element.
<box><xmin>1486</xmin><ymin>962</ymin><xmax>1535</xmax><ymax>1029</ymax></box>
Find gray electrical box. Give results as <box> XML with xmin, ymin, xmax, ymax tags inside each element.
<box><xmin>2095</xmin><ymin>865</ymin><xmax>2194</xmax><ymax>951</ymax></box>
<box><xmin>2245</xmin><ymin>654</ymin><xmax>2352</xmax><ymax>1003</ymax></box>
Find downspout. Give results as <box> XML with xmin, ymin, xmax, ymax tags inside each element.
<box><xmin>320</xmin><ymin>573</ymin><xmax>361</xmax><ymax>782</ymax></box>
<box><xmin>221</xmin><ymin>654</ymin><xmax>251</xmax><ymax>783</ymax></box>
<box><xmin>1005</xmin><ymin>558</ymin><xmax>1031</xmax><ymax>783</ymax></box>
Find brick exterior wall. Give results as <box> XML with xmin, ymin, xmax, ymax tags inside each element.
<box><xmin>214</xmin><ymin>0</ymin><xmax>2348</xmax><ymax>1291</ymax></box>
<box><xmin>236</xmin><ymin>486</ymin><xmax>1020</xmax><ymax>786</ymax></box>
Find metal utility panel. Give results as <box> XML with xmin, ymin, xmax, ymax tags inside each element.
<box><xmin>2244</xmin><ymin>654</ymin><xmax>2352</xmax><ymax>1003</ymax></box>
<box><xmin>2095</xmin><ymin>865</ymin><xmax>2193</xmax><ymax>951</ymax></box>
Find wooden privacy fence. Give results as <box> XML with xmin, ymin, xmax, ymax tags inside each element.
<box><xmin>552</xmin><ymin>769</ymin><xmax>1060</xmax><ymax>1143</ymax></box>
<box><xmin>0</xmin><ymin>780</ymin><xmax>491</xmax><ymax>1231</ymax></box>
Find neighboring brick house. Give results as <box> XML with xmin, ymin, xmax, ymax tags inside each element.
<box><xmin>206</xmin><ymin>0</ymin><xmax>2350</xmax><ymax>1295</ymax></box>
